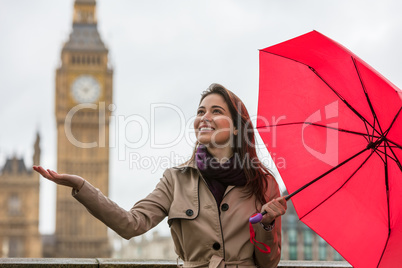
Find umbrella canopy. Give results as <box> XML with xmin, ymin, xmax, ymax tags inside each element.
<box><xmin>257</xmin><ymin>30</ymin><xmax>402</xmax><ymax>268</ymax></box>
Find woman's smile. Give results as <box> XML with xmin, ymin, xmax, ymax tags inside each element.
<box><xmin>198</xmin><ymin>125</ymin><xmax>215</xmax><ymax>132</ymax></box>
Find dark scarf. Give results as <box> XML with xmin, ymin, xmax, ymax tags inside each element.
<box><xmin>195</xmin><ymin>144</ymin><xmax>247</xmax><ymax>206</ymax></box>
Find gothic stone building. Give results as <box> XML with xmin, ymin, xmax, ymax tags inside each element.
<box><xmin>0</xmin><ymin>134</ymin><xmax>42</xmax><ymax>257</ymax></box>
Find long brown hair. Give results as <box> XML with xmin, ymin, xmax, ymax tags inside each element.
<box><xmin>191</xmin><ymin>83</ymin><xmax>273</xmax><ymax>205</ymax></box>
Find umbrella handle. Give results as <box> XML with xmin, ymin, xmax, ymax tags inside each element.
<box><xmin>249</xmin><ymin>211</ymin><xmax>267</xmax><ymax>224</ymax></box>
<box><xmin>249</xmin><ymin>195</ymin><xmax>291</xmax><ymax>223</ymax></box>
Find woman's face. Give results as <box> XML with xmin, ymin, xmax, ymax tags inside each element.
<box><xmin>194</xmin><ymin>93</ymin><xmax>237</xmax><ymax>148</ymax></box>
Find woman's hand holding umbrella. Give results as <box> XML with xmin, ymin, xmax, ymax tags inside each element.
<box><xmin>33</xmin><ymin>166</ymin><xmax>85</xmax><ymax>191</ymax></box>
<box><xmin>248</xmin><ymin>196</ymin><xmax>287</xmax><ymax>254</ymax></box>
<box><xmin>260</xmin><ymin>196</ymin><xmax>287</xmax><ymax>225</ymax></box>
<box><xmin>249</xmin><ymin>196</ymin><xmax>287</xmax><ymax>224</ymax></box>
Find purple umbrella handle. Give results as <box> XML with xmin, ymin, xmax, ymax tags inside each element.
<box><xmin>249</xmin><ymin>211</ymin><xmax>267</xmax><ymax>224</ymax></box>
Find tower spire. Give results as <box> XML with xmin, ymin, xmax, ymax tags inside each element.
<box><xmin>33</xmin><ymin>132</ymin><xmax>40</xmax><ymax>166</ymax></box>
<box><xmin>63</xmin><ymin>0</ymin><xmax>106</xmax><ymax>52</ymax></box>
<box><xmin>73</xmin><ymin>0</ymin><xmax>97</xmax><ymax>25</ymax></box>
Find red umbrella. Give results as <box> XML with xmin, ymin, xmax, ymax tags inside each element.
<box><xmin>257</xmin><ymin>31</ymin><xmax>402</xmax><ymax>268</ymax></box>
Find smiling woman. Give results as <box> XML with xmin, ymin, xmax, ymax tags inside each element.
<box><xmin>194</xmin><ymin>93</ymin><xmax>238</xmax><ymax>158</ymax></box>
<box><xmin>33</xmin><ymin>83</ymin><xmax>287</xmax><ymax>268</ymax></box>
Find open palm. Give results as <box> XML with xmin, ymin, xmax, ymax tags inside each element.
<box><xmin>33</xmin><ymin>166</ymin><xmax>84</xmax><ymax>190</ymax></box>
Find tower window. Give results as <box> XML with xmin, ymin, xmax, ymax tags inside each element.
<box><xmin>77</xmin><ymin>11</ymin><xmax>82</xmax><ymax>22</ymax></box>
<box><xmin>8</xmin><ymin>237</ymin><xmax>25</xmax><ymax>257</ymax></box>
<box><xmin>318</xmin><ymin>237</ymin><xmax>327</xmax><ymax>261</ymax></box>
<box><xmin>88</xmin><ymin>12</ymin><xmax>94</xmax><ymax>23</ymax></box>
<box><xmin>303</xmin><ymin>226</ymin><xmax>313</xmax><ymax>260</ymax></box>
<box><xmin>72</xmin><ymin>55</ymin><xmax>76</xmax><ymax>64</ymax></box>
<box><xmin>8</xmin><ymin>193</ymin><xmax>21</xmax><ymax>216</ymax></box>
<box><xmin>287</xmin><ymin>214</ymin><xmax>298</xmax><ymax>260</ymax></box>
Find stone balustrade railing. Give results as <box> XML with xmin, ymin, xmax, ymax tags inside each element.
<box><xmin>0</xmin><ymin>259</ymin><xmax>352</xmax><ymax>267</ymax></box>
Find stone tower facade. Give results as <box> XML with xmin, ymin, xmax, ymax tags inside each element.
<box><xmin>0</xmin><ymin>133</ymin><xmax>42</xmax><ymax>258</ymax></box>
<box><xmin>54</xmin><ymin>0</ymin><xmax>113</xmax><ymax>257</ymax></box>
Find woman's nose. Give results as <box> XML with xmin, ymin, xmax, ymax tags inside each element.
<box><xmin>201</xmin><ymin>111</ymin><xmax>211</xmax><ymax>122</ymax></box>
<box><xmin>201</xmin><ymin>112</ymin><xmax>211</xmax><ymax>123</ymax></box>
<box><xmin>201</xmin><ymin>116</ymin><xmax>211</xmax><ymax>122</ymax></box>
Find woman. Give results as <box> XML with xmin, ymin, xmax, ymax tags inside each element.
<box><xmin>34</xmin><ymin>83</ymin><xmax>287</xmax><ymax>268</ymax></box>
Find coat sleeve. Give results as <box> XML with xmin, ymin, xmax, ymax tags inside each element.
<box><xmin>72</xmin><ymin>169</ymin><xmax>174</xmax><ymax>240</ymax></box>
<box><xmin>254</xmin><ymin>176</ymin><xmax>282</xmax><ymax>268</ymax></box>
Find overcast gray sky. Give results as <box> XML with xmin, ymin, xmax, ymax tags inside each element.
<box><xmin>1</xmin><ymin>0</ymin><xmax>402</xmax><ymax>236</ymax></box>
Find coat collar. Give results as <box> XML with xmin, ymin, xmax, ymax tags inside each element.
<box><xmin>173</xmin><ymin>158</ymin><xmax>238</xmax><ymax>198</ymax></box>
<box><xmin>174</xmin><ymin>157</ymin><xmax>197</xmax><ymax>170</ymax></box>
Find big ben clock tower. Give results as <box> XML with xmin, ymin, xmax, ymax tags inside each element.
<box><xmin>54</xmin><ymin>0</ymin><xmax>112</xmax><ymax>257</ymax></box>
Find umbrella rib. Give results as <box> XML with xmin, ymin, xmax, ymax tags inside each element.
<box><xmin>259</xmin><ymin>50</ymin><xmax>380</xmax><ymax>136</ymax></box>
<box><xmin>388</xmin><ymin>145</ymin><xmax>399</xmax><ymax>148</ymax></box>
<box><xmin>259</xmin><ymin>50</ymin><xmax>307</xmax><ymax>65</ymax></box>
<box><xmin>380</xmin><ymin>146</ymin><xmax>397</xmax><ymax>163</ymax></box>
<box><xmin>363</xmin><ymin>120</ymin><xmax>372</xmax><ymax>143</ymax></box>
<box><xmin>385</xmin><ymin>140</ymin><xmax>402</xmax><ymax>172</ymax></box>
<box><xmin>309</xmin><ymin>67</ymin><xmax>382</xmax><ymax>137</ymax></box>
<box><xmin>384</xmin><ymin>106</ymin><xmax>402</xmax><ymax>137</ymax></box>
<box><xmin>372</xmin><ymin>145</ymin><xmax>389</xmax><ymax>164</ymax></box>
<box><xmin>256</xmin><ymin>122</ymin><xmax>373</xmax><ymax>138</ymax></box>
<box><xmin>304</xmin><ymin>122</ymin><xmax>376</xmax><ymax>139</ymax></box>
<box><xmin>298</xmin><ymin>149</ymin><xmax>375</xmax><ymax>221</ymax></box>
<box><xmin>371</xmin><ymin>120</ymin><xmax>376</xmax><ymax>143</ymax></box>
<box><xmin>285</xmin><ymin>146</ymin><xmax>370</xmax><ymax>201</ymax></box>
<box><xmin>377</xmin><ymin>148</ymin><xmax>390</xmax><ymax>268</ymax></box>
<box><xmin>385</xmin><ymin>139</ymin><xmax>402</xmax><ymax>150</ymax></box>
<box><xmin>352</xmin><ymin>56</ymin><xmax>385</xmax><ymax>136</ymax></box>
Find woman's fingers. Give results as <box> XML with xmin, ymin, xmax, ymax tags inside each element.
<box><xmin>47</xmin><ymin>169</ymin><xmax>61</xmax><ymax>179</ymax></box>
<box><xmin>33</xmin><ymin>166</ymin><xmax>53</xmax><ymax>180</ymax></box>
<box><xmin>34</xmin><ymin>166</ymin><xmax>64</xmax><ymax>182</ymax></box>
<box><xmin>261</xmin><ymin>196</ymin><xmax>288</xmax><ymax>224</ymax></box>
<box><xmin>264</xmin><ymin>198</ymin><xmax>286</xmax><ymax>216</ymax></box>
<box><xmin>276</xmin><ymin>196</ymin><xmax>288</xmax><ymax>210</ymax></box>
<box><xmin>33</xmin><ymin>166</ymin><xmax>84</xmax><ymax>189</ymax></box>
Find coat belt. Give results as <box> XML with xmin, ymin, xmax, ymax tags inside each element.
<box><xmin>181</xmin><ymin>255</ymin><xmax>256</xmax><ymax>268</ymax></box>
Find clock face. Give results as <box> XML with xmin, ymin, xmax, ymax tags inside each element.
<box><xmin>71</xmin><ymin>75</ymin><xmax>101</xmax><ymax>103</ymax></box>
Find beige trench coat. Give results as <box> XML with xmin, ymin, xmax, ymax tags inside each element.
<box><xmin>73</xmin><ymin>159</ymin><xmax>282</xmax><ymax>268</ymax></box>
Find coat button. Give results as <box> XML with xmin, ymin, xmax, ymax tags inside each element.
<box><xmin>221</xmin><ymin>203</ymin><xmax>229</xmax><ymax>211</ymax></box>
<box><xmin>212</xmin><ymin>242</ymin><xmax>221</xmax><ymax>250</ymax></box>
<box><xmin>186</xmin><ymin>209</ymin><xmax>194</xmax><ymax>216</ymax></box>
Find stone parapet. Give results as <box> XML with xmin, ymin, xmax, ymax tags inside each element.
<box><xmin>0</xmin><ymin>259</ymin><xmax>352</xmax><ymax>267</ymax></box>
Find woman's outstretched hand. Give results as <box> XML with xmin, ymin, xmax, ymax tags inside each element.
<box><xmin>33</xmin><ymin>166</ymin><xmax>85</xmax><ymax>190</ymax></box>
<box><xmin>260</xmin><ymin>196</ymin><xmax>288</xmax><ymax>225</ymax></box>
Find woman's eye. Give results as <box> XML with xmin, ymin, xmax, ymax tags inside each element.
<box><xmin>197</xmin><ymin>110</ymin><xmax>205</xmax><ymax>115</ymax></box>
<box><xmin>213</xmin><ymin>109</ymin><xmax>222</xmax><ymax>114</ymax></box>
